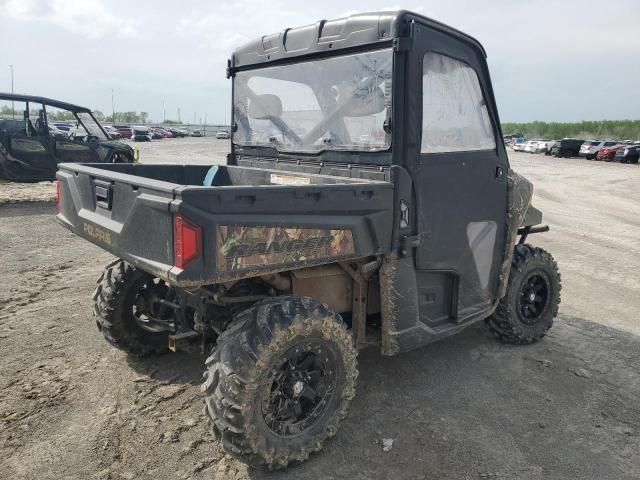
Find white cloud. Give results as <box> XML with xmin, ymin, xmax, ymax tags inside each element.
<box><xmin>2</xmin><ymin>0</ymin><xmax>138</xmax><ymax>39</ymax></box>
<box><xmin>176</xmin><ymin>0</ymin><xmax>314</xmax><ymax>60</ymax></box>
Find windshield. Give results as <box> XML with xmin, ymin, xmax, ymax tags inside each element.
<box><xmin>77</xmin><ymin>112</ymin><xmax>107</xmax><ymax>140</ymax></box>
<box><xmin>233</xmin><ymin>48</ymin><xmax>392</xmax><ymax>153</ymax></box>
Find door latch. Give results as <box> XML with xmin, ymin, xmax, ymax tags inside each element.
<box><xmin>495</xmin><ymin>165</ymin><xmax>505</xmax><ymax>179</ymax></box>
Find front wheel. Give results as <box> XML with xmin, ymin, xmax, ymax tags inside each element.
<box><xmin>202</xmin><ymin>296</ymin><xmax>357</xmax><ymax>470</ymax></box>
<box><xmin>486</xmin><ymin>245</ymin><xmax>561</xmax><ymax>344</ymax></box>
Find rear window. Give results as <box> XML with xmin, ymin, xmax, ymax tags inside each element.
<box><xmin>604</xmin><ymin>142</ymin><xmax>617</xmax><ymax>146</ymax></box>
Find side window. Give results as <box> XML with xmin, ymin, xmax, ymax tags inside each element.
<box><xmin>421</xmin><ymin>53</ymin><xmax>496</xmax><ymax>153</ymax></box>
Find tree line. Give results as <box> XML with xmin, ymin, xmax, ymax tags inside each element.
<box><xmin>501</xmin><ymin>120</ymin><xmax>640</xmax><ymax>141</ymax></box>
<box><xmin>0</xmin><ymin>106</ymin><xmax>152</xmax><ymax>124</ymax></box>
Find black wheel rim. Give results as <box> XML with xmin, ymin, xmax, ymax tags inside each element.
<box><xmin>261</xmin><ymin>340</ymin><xmax>338</xmax><ymax>438</ymax></box>
<box><xmin>132</xmin><ymin>278</ymin><xmax>175</xmax><ymax>333</ymax></box>
<box><xmin>517</xmin><ymin>271</ymin><xmax>550</xmax><ymax>325</ymax></box>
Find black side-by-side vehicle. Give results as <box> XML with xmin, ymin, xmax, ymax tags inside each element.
<box><xmin>0</xmin><ymin>93</ymin><xmax>134</xmax><ymax>182</ymax></box>
<box><xmin>56</xmin><ymin>10</ymin><xmax>561</xmax><ymax>470</ymax></box>
<box><xmin>550</xmin><ymin>138</ymin><xmax>585</xmax><ymax>158</ymax></box>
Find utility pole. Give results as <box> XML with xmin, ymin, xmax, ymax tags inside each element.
<box><xmin>204</xmin><ymin>112</ymin><xmax>206</xmax><ymax>136</ymax></box>
<box><xmin>9</xmin><ymin>65</ymin><xmax>14</xmax><ymax>119</ymax></box>
<box><xmin>162</xmin><ymin>100</ymin><xmax>166</xmax><ymax>123</ymax></box>
<box><xmin>111</xmin><ymin>88</ymin><xmax>115</xmax><ymax>123</ymax></box>
<box><xmin>177</xmin><ymin>107</ymin><xmax>181</xmax><ymax>123</ymax></box>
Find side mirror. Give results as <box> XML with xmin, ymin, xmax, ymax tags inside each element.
<box><xmin>248</xmin><ymin>94</ymin><xmax>283</xmax><ymax>119</ymax></box>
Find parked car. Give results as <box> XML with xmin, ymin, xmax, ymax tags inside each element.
<box><xmin>579</xmin><ymin>140</ymin><xmax>617</xmax><ymax>160</ymax></box>
<box><xmin>0</xmin><ymin>93</ymin><xmax>134</xmax><ymax>182</ymax></box>
<box><xmin>103</xmin><ymin>125</ymin><xmax>123</xmax><ymax>140</ymax></box>
<box><xmin>525</xmin><ymin>140</ymin><xmax>549</xmax><ymax>154</ymax></box>
<box><xmin>52</xmin><ymin>121</ymin><xmax>74</xmax><ymax>133</ymax></box>
<box><xmin>166</xmin><ymin>127</ymin><xmax>186</xmax><ymax>138</ymax></box>
<box><xmin>67</xmin><ymin>125</ymin><xmax>89</xmax><ymax>141</ymax></box>
<box><xmin>191</xmin><ymin>129</ymin><xmax>203</xmax><ymax>137</ymax></box>
<box><xmin>615</xmin><ymin>145</ymin><xmax>640</xmax><ymax>164</ymax></box>
<box><xmin>523</xmin><ymin>140</ymin><xmax>538</xmax><ymax>153</ymax></box>
<box><xmin>149</xmin><ymin>128</ymin><xmax>164</xmax><ymax>140</ymax></box>
<box><xmin>178</xmin><ymin>127</ymin><xmax>189</xmax><ymax>137</ymax></box>
<box><xmin>550</xmin><ymin>138</ymin><xmax>584</xmax><ymax>158</ymax></box>
<box><xmin>512</xmin><ymin>139</ymin><xmax>526</xmax><ymax>151</ymax></box>
<box><xmin>112</xmin><ymin>125</ymin><xmax>133</xmax><ymax>139</ymax></box>
<box><xmin>131</xmin><ymin>127</ymin><xmax>153</xmax><ymax>142</ymax></box>
<box><xmin>215</xmin><ymin>130</ymin><xmax>230</xmax><ymax>139</ymax></box>
<box><xmin>544</xmin><ymin>141</ymin><xmax>557</xmax><ymax>156</ymax></box>
<box><xmin>48</xmin><ymin>124</ymin><xmax>69</xmax><ymax>139</ymax></box>
<box><xmin>596</xmin><ymin>144</ymin><xmax>623</xmax><ymax>161</ymax></box>
<box><xmin>152</xmin><ymin>127</ymin><xmax>173</xmax><ymax>138</ymax></box>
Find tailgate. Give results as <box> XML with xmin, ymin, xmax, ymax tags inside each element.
<box><xmin>56</xmin><ymin>163</ymin><xmax>177</xmax><ymax>279</ymax></box>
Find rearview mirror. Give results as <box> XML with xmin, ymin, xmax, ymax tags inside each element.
<box><xmin>345</xmin><ymin>87</ymin><xmax>386</xmax><ymax>117</ymax></box>
<box><xmin>248</xmin><ymin>94</ymin><xmax>283</xmax><ymax>119</ymax></box>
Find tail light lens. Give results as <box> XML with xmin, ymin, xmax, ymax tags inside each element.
<box><xmin>173</xmin><ymin>214</ymin><xmax>202</xmax><ymax>269</ymax></box>
<box><xmin>56</xmin><ymin>181</ymin><xmax>62</xmax><ymax>212</ymax></box>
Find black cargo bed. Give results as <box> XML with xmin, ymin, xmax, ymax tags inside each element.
<box><xmin>56</xmin><ymin>163</ymin><xmax>394</xmax><ymax>286</ymax></box>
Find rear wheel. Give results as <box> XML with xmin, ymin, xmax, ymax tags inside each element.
<box><xmin>93</xmin><ymin>260</ymin><xmax>173</xmax><ymax>355</ymax></box>
<box><xmin>202</xmin><ymin>296</ymin><xmax>357</xmax><ymax>470</ymax></box>
<box><xmin>487</xmin><ymin>245</ymin><xmax>561</xmax><ymax>344</ymax></box>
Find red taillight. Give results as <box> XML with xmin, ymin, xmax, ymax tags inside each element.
<box><xmin>173</xmin><ymin>214</ymin><xmax>202</xmax><ymax>269</ymax></box>
<box><xmin>56</xmin><ymin>181</ymin><xmax>62</xmax><ymax>212</ymax></box>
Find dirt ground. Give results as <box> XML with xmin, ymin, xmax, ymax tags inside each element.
<box><xmin>1</xmin><ymin>139</ymin><xmax>639</xmax><ymax>479</ymax></box>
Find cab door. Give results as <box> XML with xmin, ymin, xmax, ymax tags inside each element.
<box><xmin>408</xmin><ymin>25</ymin><xmax>509</xmax><ymax>327</ymax></box>
<box><xmin>8</xmin><ymin>101</ymin><xmax>58</xmax><ymax>180</ymax></box>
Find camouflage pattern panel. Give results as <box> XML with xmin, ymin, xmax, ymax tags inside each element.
<box><xmin>217</xmin><ymin>225</ymin><xmax>356</xmax><ymax>272</ymax></box>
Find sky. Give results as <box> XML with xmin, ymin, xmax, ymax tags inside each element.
<box><xmin>1</xmin><ymin>0</ymin><xmax>639</xmax><ymax>124</ymax></box>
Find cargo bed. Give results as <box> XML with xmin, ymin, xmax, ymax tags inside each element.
<box><xmin>56</xmin><ymin>163</ymin><xmax>394</xmax><ymax>286</ymax></box>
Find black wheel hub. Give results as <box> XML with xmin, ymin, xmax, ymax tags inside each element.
<box><xmin>261</xmin><ymin>341</ymin><xmax>338</xmax><ymax>437</ymax></box>
<box><xmin>517</xmin><ymin>272</ymin><xmax>550</xmax><ymax>325</ymax></box>
<box><xmin>133</xmin><ymin>279</ymin><xmax>175</xmax><ymax>333</ymax></box>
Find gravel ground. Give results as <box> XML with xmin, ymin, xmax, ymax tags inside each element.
<box><xmin>1</xmin><ymin>140</ymin><xmax>639</xmax><ymax>479</ymax></box>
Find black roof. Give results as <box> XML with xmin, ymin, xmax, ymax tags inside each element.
<box><xmin>0</xmin><ymin>93</ymin><xmax>91</xmax><ymax>112</ymax></box>
<box><xmin>232</xmin><ymin>10</ymin><xmax>486</xmax><ymax>69</ymax></box>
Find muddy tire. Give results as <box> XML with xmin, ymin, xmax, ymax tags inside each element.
<box><xmin>202</xmin><ymin>296</ymin><xmax>357</xmax><ymax>470</ymax></box>
<box><xmin>93</xmin><ymin>260</ymin><xmax>170</xmax><ymax>356</ymax></box>
<box><xmin>486</xmin><ymin>245</ymin><xmax>561</xmax><ymax>345</ymax></box>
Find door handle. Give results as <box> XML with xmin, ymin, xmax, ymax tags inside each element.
<box><xmin>495</xmin><ymin>165</ymin><xmax>505</xmax><ymax>179</ymax></box>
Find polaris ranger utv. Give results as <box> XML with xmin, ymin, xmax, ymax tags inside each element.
<box><xmin>56</xmin><ymin>10</ymin><xmax>560</xmax><ymax>470</ymax></box>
